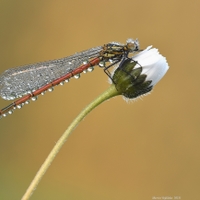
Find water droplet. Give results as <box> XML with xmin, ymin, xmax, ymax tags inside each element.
<box><xmin>17</xmin><ymin>104</ymin><xmax>22</xmax><ymax>109</ymax></box>
<box><xmin>87</xmin><ymin>67</ymin><xmax>94</xmax><ymax>72</ymax></box>
<box><xmin>48</xmin><ymin>87</ymin><xmax>54</xmax><ymax>92</ymax></box>
<box><xmin>74</xmin><ymin>74</ymin><xmax>80</xmax><ymax>79</ymax></box>
<box><xmin>99</xmin><ymin>61</ymin><xmax>105</xmax><ymax>68</ymax></box>
<box><xmin>60</xmin><ymin>81</ymin><xmax>65</xmax><ymax>86</ymax></box>
<box><xmin>83</xmin><ymin>61</ymin><xmax>88</xmax><ymax>65</ymax></box>
<box><xmin>83</xmin><ymin>69</ymin><xmax>87</xmax><ymax>73</ymax></box>
<box><xmin>2</xmin><ymin>95</ymin><xmax>7</xmax><ymax>100</ymax></box>
<box><xmin>9</xmin><ymin>96</ymin><xmax>15</xmax><ymax>100</ymax></box>
<box><xmin>31</xmin><ymin>96</ymin><xmax>37</xmax><ymax>101</ymax></box>
<box><xmin>25</xmin><ymin>100</ymin><xmax>30</xmax><ymax>104</ymax></box>
<box><xmin>65</xmin><ymin>79</ymin><xmax>70</xmax><ymax>83</ymax></box>
<box><xmin>41</xmin><ymin>91</ymin><xmax>46</xmax><ymax>95</ymax></box>
<box><xmin>8</xmin><ymin>110</ymin><xmax>13</xmax><ymax>115</ymax></box>
<box><xmin>2</xmin><ymin>113</ymin><xmax>7</xmax><ymax>117</ymax></box>
<box><xmin>27</xmin><ymin>90</ymin><xmax>32</xmax><ymax>95</ymax></box>
<box><xmin>109</xmin><ymin>59</ymin><xmax>114</xmax><ymax>63</ymax></box>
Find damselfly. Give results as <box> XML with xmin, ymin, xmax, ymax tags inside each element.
<box><xmin>0</xmin><ymin>38</ymin><xmax>139</xmax><ymax>118</ymax></box>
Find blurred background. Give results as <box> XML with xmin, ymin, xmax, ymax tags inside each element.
<box><xmin>0</xmin><ymin>0</ymin><xmax>199</xmax><ymax>199</ymax></box>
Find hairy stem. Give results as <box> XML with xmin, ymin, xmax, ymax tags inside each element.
<box><xmin>21</xmin><ymin>84</ymin><xmax>120</xmax><ymax>200</ymax></box>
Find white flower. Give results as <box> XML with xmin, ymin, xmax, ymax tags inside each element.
<box><xmin>112</xmin><ymin>46</ymin><xmax>169</xmax><ymax>99</ymax></box>
<box><xmin>131</xmin><ymin>46</ymin><xmax>169</xmax><ymax>87</ymax></box>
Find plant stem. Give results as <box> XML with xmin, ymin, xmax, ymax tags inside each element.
<box><xmin>21</xmin><ymin>84</ymin><xmax>120</xmax><ymax>200</ymax></box>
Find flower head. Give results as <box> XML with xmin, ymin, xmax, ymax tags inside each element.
<box><xmin>112</xmin><ymin>46</ymin><xmax>169</xmax><ymax>99</ymax></box>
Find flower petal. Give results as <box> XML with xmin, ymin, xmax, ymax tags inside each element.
<box><xmin>132</xmin><ymin>46</ymin><xmax>169</xmax><ymax>86</ymax></box>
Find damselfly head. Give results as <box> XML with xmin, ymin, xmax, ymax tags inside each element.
<box><xmin>126</xmin><ymin>38</ymin><xmax>139</xmax><ymax>52</ymax></box>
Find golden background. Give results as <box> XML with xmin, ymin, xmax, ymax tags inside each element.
<box><xmin>0</xmin><ymin>0</ymin><xmax>199</xmax><ymax>199</ymax></box>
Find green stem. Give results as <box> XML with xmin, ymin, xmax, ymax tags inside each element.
<box><xmin>21</xmin><ymin>84</ymin><xmax>120</xmax><ymax>200</ymax></box>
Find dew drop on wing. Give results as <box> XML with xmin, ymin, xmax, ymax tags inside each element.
<box><xmin>65</xmin><ymin>79</ymin><xmax>69</xmax><ymax>83</ymax></box>
<box><xmin>83</xmin><ymin>61</ymin><xmax>88</xmax><ymax>65</ymax></box>
<box><xmin>74</xmin><ymin>74</ymin><xmax>80</xmax><ymax>79</ymax></box>
<box><xmin>48</xmin><ymin>87</ymin><xmax>54</xmax><ymax>92</ymax></box>
<box><xmin>87</xmin><ymin>67</ymin><xmax>94</xmax><ymax>72</ymax></box>
<box><xmin>31</xmin><ymin>96</ymin><xmax>37</xmax><ymax>101</ymax></box>
<box><xmin>60</xmin><ymin>81</ymin><xmax>65</xmax><ymax>86</ymax></box>
<box><xmin>8</xmin><ymin>110</ymin><xmax>13</xmax><ymax>115</ymax></box>
<box><xmin>17</xmin><ymin>104</ymin><xmax>22</xmax><ymax>109</ymax></box>
<box><xmin>25</xmin><ymin>100</ymin><xmax>30</xmax><ymax>104</ymax></box>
